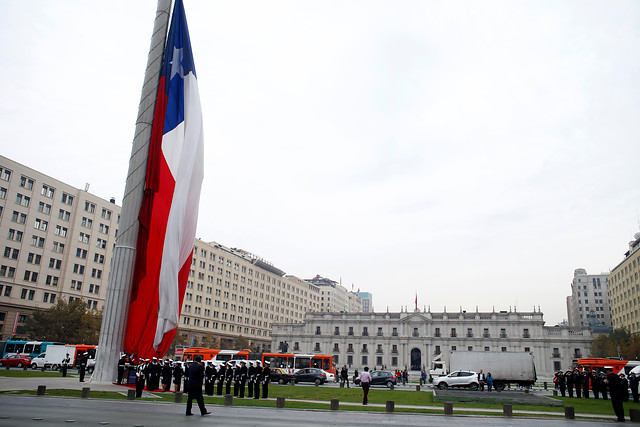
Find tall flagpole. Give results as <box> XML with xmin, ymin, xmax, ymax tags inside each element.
<box><xmin>92</xmin><ymin>0</ymin><xmax>173</xmax><ymax>383</ymax></box>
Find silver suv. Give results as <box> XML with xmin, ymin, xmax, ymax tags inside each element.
<box><xmin>433</xmin><ymin>370</ymin><xmax>479</xmax><ymax>390</ymax></box>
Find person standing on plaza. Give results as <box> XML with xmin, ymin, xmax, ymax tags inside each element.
<box><xmin>566</xmin><ymin>370</ymin><xmax>574</xmax><ymax>398</ymax></box>
<box><xmin>360</xmin><ymin>367</ymin><xmax>372</xmax><ymax>405</ymax></box>
<box><xmin>573</xmin><ymin>369</ymin><xmax>582</xmax><ymax>398</ymax></box>
<box><xmin>225</xmin><ymin>362</ymin><xmax>233</xmax><ymax>395</ymax></box>
<box><xmin>204</xmin><ymin>361</ymin><xmax>215</xmax><ymax>396</ymax></box>
<box><xmin>558</xmin><ymin>371</ymin><xmax>566</xmax><ymax>397</ymax></box>
<box><xmin>486</xmin><ymin>372</ymin><xmax>493</xmax><ymax>392</ymax></box>
<box><xmin>591</xmin><ymin>370</ymin><xmax>600</xmax><ymax>399</ymax></box>
<box><xmin>420</xmin><ymin>369</ymin><xmax>427</xmax><ymax>386</ymax></box>
<box><xmin>173</xmin><ymin>361</ymin><xmax>183</xmax><ymax>392</ymax></box>
<box><xmin>253</xmin><ymin>361</ymin><xmax>263</xmax><ymax>399</ymax></box>
<box><xmin>620</xmin><ymin>373</ymin><xmax>630</xmax><ymax>402</ymax></box>
<box><xmin>477</xmin><ymin>370</ymin><xmax>486</xmax><ymax>391</ymax></box>
<box><xmin>262</xmin><ymin>361</ymin><xmax>271</xmax><ymax>398</ymax></box>
<box><xmin>340</xmin><ymin>365</ymin><xmax>350</xmax><ymax>388</ymax></box>
<box><xmin>582</xmin><ymin>369</ymin><xmax>590</xmax><ymax>399</ymax></box>
<box><xmin>247</xmin><ymin>362</ymin><xmax>254</xmax><ymax>398</ymax></box>
<box><xmin>217</xmin><ymin>362</ymin><xmax>225</xmax><ymax>396</ymax></box>
<box><xmin>162</xmin><ymin>360</ymin><xmax>173</xmax><ymax>392</ymax></box>
<box><xmin>185</xmin><ymin>355</ymin><xmax>210</xmax><ymax>416</ymax></box>
<box><xmin>606</xmin><ymin>366</ymin><xmax>625</xmax><ymax>422</ymax></box>
<box><xmin>78</xmin><ymin>352</ymin><xmax>88</xmax><ymax>382</ymax></box>
<box><xmin>117</xmin><ymin>354</ymin><xmax>127</xmax><ymax>384</ymax></box>
<box><xmin>135</xmin><ymin>359</ymin><xmax>147</xmax><ymax>398</ymax></box>
<box><xmin>238</xmin><ymin>361</ymin><xmax>247</xmax><ymax>398</ymax></box>
<box><xmin>630</xmin><ymin>372</ymin><xmax>639</xmax><ymax>403</ymax></box>
<box><xmin>61</xmin><ymin>353</ymin><xmax>71</xmax><ymax>378</ymax></box>
<box><xmin>353</xmin><ymin>368</ymin><xmax>359</xmax><ymax>385</ymax></box>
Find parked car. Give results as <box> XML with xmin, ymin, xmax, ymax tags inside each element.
<box><xmin>0</xmin><ymin>354</ymin><xmax>32</xmax><ymax>368</ymax></box>
<box><xmin>291</xmin><ymin>368</ymin><xmax>327</xmax><ymax>385</ymax></box>
<box><xmin>353</xmin><ymin>370</ymin><xmax>397</xmax><ymax>388</ymax></box>
<box><xmin>320</xmin><ymin>369</ymin><xmax>336</xmax><ymax>382</ymax></box>
<box><xmin>270</xmin><ymin>367</ymin><xmax>292</xmax><ymax>384</ymax></box>
<box><xmin>432</xmin><ymin>370</ymin><xmax>479</xmax><ymax>390</ymax></box>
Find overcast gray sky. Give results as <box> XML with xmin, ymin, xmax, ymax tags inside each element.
<box><xmin>2</xmin><ymin>0</ymin><xmax>639</xmax><ymax>324</ymax></box>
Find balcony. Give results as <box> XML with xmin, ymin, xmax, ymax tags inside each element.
<box><xmin>522</xmin><ymin>333</ymin><xmax>531</xmax><ymax>339</ymax></box>
<box><xmin>483</xmin><ymin>333</ymin><xmax>490</xmax><ymax>338</ymax></box>
<box><xmin>392</xmin><ymin>332</ymin><xmax>398</xmax><ymax>336</ymax></box>
<box><xmin>361</xmin><ymin>348</ymin><xmax>368</xmax><ymax>353</ymax></box>
<box><xmin>413</xmin><ymin>332</ymin><xmax>420</xmax><ymax>337</ymax></box>
<box><xmin>362</xmin><ymin>332</ymin><xmax>369</xmax><ymax>336</ymax></box>
<box><xmin>450</xmin><ymin>333</ymin><xmax>457</xmax><ymax>338</ymax></box>
<box><xmin>334</xmin><ymin>331</ymin><xmax>340</xmax><ymax>336</ymax></box>
<box><xmin>391</xmin><ymin>349</ymin><xmax>398</xmax><ymax>354</ymax></box>
<box><xmin>467</xmin><ymin>333</ymin><xmax>474</xmax><ymax>338</ymax></box>
<box><xmin>376</xmin><ymin>332</ymin><xmax>383</xmax><ymax>337</ymax></box>
<box><xmin>347</xmin><ymin>348</ymin><xmax>354</xmax><ymax>353</ymax></box>
<box><xmin>499</xmin><ymin>334</ymin><xmax>507</xmax><ymax>339</ymax></box>
<box><xmin>552</xmin><ymin>352</ymin><xmax>561</xmax><ymax>358</ymax></box>
<box><xmin>348</xmin><ymin>331</ymin><xmax>354</xmax><ymax>336</ymax></box>
<box><xmin>574</xmin><ymin>352</ymin><xmax>582</xmax><ymax>358</ymax></box>
<box><xmin>376</xmin><ymin>349</ymin><xmax>383</xmax><ymax>354</ymax></box>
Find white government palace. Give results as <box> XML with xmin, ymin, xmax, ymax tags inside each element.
<box><xmin>271</xmin><ymin>308</ymin><xmax>593</xmax><ymax>378</ymax></box>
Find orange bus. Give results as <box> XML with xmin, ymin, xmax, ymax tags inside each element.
<box><xmin>182</xmin><ymin>348</ymin><xmax>253</xmax><ymax>362</ymax></box>
<box><xmin>572</xmin><ymin>358</ymin><xmax>639</xmax><ymax>375</ymax></box>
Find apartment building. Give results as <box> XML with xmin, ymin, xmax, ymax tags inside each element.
<box><xmin>306</xmin><ymin>274</ymin><xmax>363</xmax><ymax>313</ymax></box>
<box><xmin>0</xmin><ymin>156</ymin><xmax>120</xmax><ymax>339</ymax></box>
<box><xmin>566</xmin><ymin>268</ymin><xmax>612</xmax><ymax>328</ymax></box>
<box><xmin>610</xmin><ymin>232</ymin><xmax>640</xmax><ymax>333</ymax></box>
<box><xmin>178</xmin><ymin>239</ymin><xmax>323</xmax><ymax>351</ymax></box>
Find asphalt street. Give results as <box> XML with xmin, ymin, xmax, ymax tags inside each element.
<box><xmin>0</xmin><ymin>395</ymin><xmax>615</xmax><ymax>427</ymax></box>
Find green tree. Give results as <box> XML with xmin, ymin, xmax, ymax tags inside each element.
<box><xmin>233</xmin><ymin>335</ymin><xmax>250</xmax><ymax>350</ymax></box>
<box><xmin>201</xmin><ymin>333</ymin><xmax>218</xmax><ymax>349</ymax></box>
<box><xmin>24</xmin><ymin>299</ymin><xmax>102</xmax><ymax>344</ymax></box>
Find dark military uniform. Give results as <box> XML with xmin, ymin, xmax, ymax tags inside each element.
<box><xmin>582</xmin><ymin>371</ymin><xmax>589</xmax><ymax>398</ymax></box>
<box><xmin>225</xmin><ymin>363</ymin><xmax>233</xmax><ymax>395</ymax></box>
<box><xmin>204</xmin><ymin>362</ymin><xmax>215</xmax><ymax>395</ymax></box>
<box><xmin>557</xmin><ymin>372</ymin><xmax>566</xmax><ymax>397</ymax></box>
<box><xmin>600</xmin><ymin>372</ymin><xmax>608</xmax><ymax>400</ymax></box>
<box><xmin>117</xmin><ymin>355</ymin><xmax>126</xmax><ymax>384</ymax></box>
<box><xmin>566</xmin><ymin>371</ymin><xmax>574</xmax><ymax>398</ymax></box>
<box><xmin>607</xmin><ymin>370</ymin><xmax>625</xmax><ymax>422</ymax></box>
<box><xmin>216</xmin><ymin>364</ymin><xmax>225</xmax><ymax>395</ymax></box>
<box><xmin>173</xmin><ymin>362</ymin><xmax>183</xmax><ymax>392</ymax></box>
<box><xmin>247</xmin><ymin>363</ymin><xmax>255</xmax><ymax>398</ymax></box>
<box><xmin>78</xmin><ymin>352</ymin><xmax>88</xmax><ymax>382</ymax></box>
<box><xmin>591</xmin><ymin>371</ymin><xmax>599</xmax><ymax>399</ymax></box>
<box><xmin>262</xmin><ymin>362</ymin><xmax>271</xmax><ymax>398</ymax></box>
<box><xmin>573</xmin><ymin>370</ymin><xmax>581</xmax><ymax>398</ymax></box>
<box><xmin>238</xmin><ymin>362</ymin><xmax>247</xmax><ymax>398</ymax></box>
<box><xmin>162</xmin><ymin>361</ymin><xmax>173</xmax><ymax>392</ymax></box>
<box><xmin>253</xmin><ymin>362</ymin><xmax>263</xmax><ymax>399</ymax></box>
<box><xmin>185</xmin><ymin>358</ymin><xmax>209</xmax><ymax>416</ymax></box>
<box><xmin>630</xmin><ymin>372</ymin><xmax>639</xmax><ymax>403</ymax></box>
<box><xmin>135</xmin><ymin>360</ymin><xmax>146</xmax><ymax>398</ymax></box>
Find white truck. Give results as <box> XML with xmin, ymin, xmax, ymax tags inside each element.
<box><xmin>30</xmin><ymin>345</ymin><xmax>75</xmax><ymax>370</ymax></box>
<box><xmin>430</xmin><ymin>351</ymin><xmax>537</xmax><ymax>391</ymax></box>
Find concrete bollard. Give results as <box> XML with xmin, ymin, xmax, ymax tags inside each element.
<box><xmin>340</xmin><ymin>382</ymin><xmax>344</xmax><ymax>388</ymax></box>
<box><xmin>81</xmin><ymin>387</ymin><xmax>90</xmax><ymax>399</ymax></box>
<box><xmin>127</xmin><ymin>389</ymin><xmax>136</xmax><ymax>400</ymax></box>
<box><xmin>564</xmin><ymin>406</ymin><xmax>575</xmax><ymax>420</ymax></box>
<box><xmin>174</xmin><ymin>391</ymin><xmax>183</xmax><ymax>403</ymax></box>
<box><xmin>290</xmin><ymin>380</ymin><xmax>295</xmax><ymax>386</ymax></box>
<box><xmin>276</xmin><ymin>396</ymin><xmax>285</xmax><ymax>408</ymax></box>
<box><xmin>444</xmin><ymin>402</ymin><xmax>453</xmax><ymax>416</ymax></box>
<box><xmin>224</xmin><ymin>394</ymin><xmax>233</xmax><ymax>406</ymax></box>
<box><xmin>386</xmin><ymin>400</ymin><xmax>395</xmax><ymax>413</ymax></box>
<box><xmin>544</xmin><ymin>382</ymin><xmax>547</xmax><ymax>390</ymax></box>
<box><xmin>330</xmin><ymin>398</ymin><xmax>339</xmax><ymax>411</ymax></box>
<box><xmin>630</xmin><ymin>408</ymin><xmax>640</xmax><ymax>422</ymax></box>
<box><xmin>37</xmin><ymin>385</ymin><xmax>46</xmax><ymax>396</ymax></box>
<box><xmin>416</xmin><ymin>385</ymin><xmax>420</xmax><ymax>391</ymax></box>
<box><xmin>503</xmin><ymin>404</ymin><xmax>513</xmax><ymax>417</ymax></box>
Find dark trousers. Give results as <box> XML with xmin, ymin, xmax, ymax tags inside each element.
<box><xmin>79</xmin><ymin>366</ymin><xmax>86</xmax><ymax>382</ymax></box>
<box><xmin>262</xmin><ymin>381</ymin><xmax>269</xmax><ymax>398</ymax></box>
<box><xmin>254</xmin><ymin>381</ymin><xmax>260</xmax><ymax>399</ymax></box>
<box><xmin>632</xmin><ymin>387</ymin><xmax>639</xmax><ymax>403</ymax></box>
<box><xmin>135</xmin><ymin>378</ymin><xmax>145</xmax><ymax>398</ymax></box>
<box><xmin>225</xmin><ymin>380</ymin><xmax>232</xmax><ymax>395</ymax></box>
<box><xmin>341</xmin><ymin>376</ymin><xmax>349</xmax><ymax>388</ymax></box>
<box><xmin>216</xmin><ymin>379</ymin><xmax>223</xmax><ymax>395</ymax></box>
<box><xmin>575</xmin><ymin>384</ymin><xmax>581</xmax><ymax>398</ymax></box>
<box><xmin>239</xmin><ymin>380</ymin><xmax>245</xmax><ymax>398</ymax></box>
<box><xmin>174</xmin><ymin>380</ymin><xmax>181</xmax><ymax>392</ymax></box>
<box><xmin>582</xmin><ymin>383</ymin><xmax>589</xmax><ymax>398</ymax></box>
<box><xmin>593</xmin><ymin>386</ymin><xmax>599</xmax><ymax>399</ymax></box>
<box><xmin>61</xmin><ymin>366</ymin><xmax>68</xmax><ymax>377</ymax></box>
<box><xmin>567</xmin><ymin>384</ymin><xmax>573</xmax><ymax>398</ymax></box>
<box><xmin>247</xmin><ymin>380</ymin><xmax>253</xmax><ymax>397</ymax></box>
<box><xmin>234</xmin><ymin>380</ymin><xmax>240</xmax><ymax>396</ymax></box>
<box><xmin>559</xmin><ymin>385</ymin><xmax>566</xmax><ymax>397</ymax></box>
<box><xmin>204</xmin><ymin>379</ymin><xmax>213</xmax><ymax>395</ymax></box>
<box><xmin>362</xmin><ymin>382</ymin><xmax>370</xmax><ymax>404</ymax></box>
<box><xmin>611</xmin><ymin>395</ymin><xmax>625</xmax><ymax>421</ymax></box>
<box><xmin>186</xmin><ymin>388</ymin><xmax>207</xmax><ymax>415</ymax></box>
<box><xmin>117</xmin><ymin>368</ymin><xmax>124</xmax><ymax>384</ymax></box>
<box><xmin>602</xmin><ymin>386</ymin><xmax>608</xmax><ymax>400</ymax></box>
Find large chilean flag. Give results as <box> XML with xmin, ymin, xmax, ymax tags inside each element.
<box><xmin>124</xmin><ymin>0</ymin><xmax>204</xmax><ymax>358</ymax></box>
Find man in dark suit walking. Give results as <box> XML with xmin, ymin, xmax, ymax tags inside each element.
<box><xmin>185</xmin><ymin>355</ymin><xmax>211</xmax><ymax>416</ymax></box>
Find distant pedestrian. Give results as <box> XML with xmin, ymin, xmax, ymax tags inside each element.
<box><xmin>420</xmin><ymin>370</ymin><xmax>427</xmax><ymax>386</ymax></box>
<box><xmin>340</xmin><ymin>365</ymin><xmax>350</xmax><ymax>388</ymax></box>
<box><xmin>185</xmin><ymin>355</ymin><xmax>210</xmax><ymax>416</ymax></box>
<box><xmin>630</xmin><ymin>372</ymin><xmax>639</xmax><ymax>403</ymax></box>
<box><xmin>486</xmin><ymin>373</ymin><xmax>493</xmax><ymax>392</ymax></box>
<box><xmin>360</xmin><ymin>367</ymin><xmax>372</xmax><ymax>405</ymax></box>
<box><xmin>402</xmin><ymin>369</ymin><xmax>408</xmax><ymax>386</ymax></box>
<box><xmin>78</xmin><ymin>352</ymin><xmax>88</xmax><ymax>382</ymax></box>
<box><xmin>353</xmin><ymin>369</ymin><xmax>359</xmax><ymax>384</ymax></box>
<box><xmin>61</xmin><ymin>353</ymin><xmax>71</xmax><ymax>378</ymax></box>
<box><xmin>477</xmin><ymin>370</ymin><xmax>486</xmax><ymax>391</ymax></box>
<box><xmin>620</xmin><ymin>374</ymin><xmax>630</xmax><ymax>402</ymax></box>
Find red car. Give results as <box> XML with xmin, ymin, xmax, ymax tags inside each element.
<box><xmin>0</xmin><ymin>354</ymin><xmax>32</xmax><ymax>368</ymax></box>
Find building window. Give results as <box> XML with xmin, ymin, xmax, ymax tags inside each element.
<box><xmin>347</xmin><ymin>355</ymin><xmax>353</xmax><ymax>366</ymax></box>
<box><xmin>361</xmin><ymin>355</ymin><xmax>368</xmax><ymax>365</ymax></box>
<box><xmin>467</xmin><ymin>328</ymin><xmax>473</xmax><ymax>338</ymax></box>
<box><xmin>392</xmin><ymin>327</ymin><xmax>398</xmax><ymax>336</ymax></box>
<box><xmin>451</xmin><ymin>346</ymin><xmax>457</xmax><ymax>351</ymax></box>
<box><xmin>500</xmin><ymin>328</ymin><xmax>507</xmax><ymax>338</ymax></box>
<box><xmin>501</xmin><ymin>347</ymin><xmax>507</xmax><ymax>352</ymax></box>
<box><xmin>20</xmin><ymin>176</ymin><xmax>34</xmax><ymax>190</ymax></box>
<box><xmin>334</xmin><ymin>326</ymin><xmax>340</xmax><ymax>335</ymax></box>
<box><xmin>434</xmin><ymin>345</ymin><xmax>441</xmax><ymax>355</ymax></box>
<box><xmin>315</xmin><ymin>326</ymin><xmax>321</xmax><ymax>335</ymax></box>
<box><xmin>348</xmin><ymin>326</ymin><xmax>354</xmax><ymax>336</ymax></box>
<box><xmin>434</xmin><ymin>327</ymin><xmax>441</xmax><ymax>337</ymax></box>
<box><xmin>363</xmin><ymin>327</ymin><xmax>369</xmax><ymax>336</ymax></box>
<box><xmin>377</xmin><ymin>327</ymin><xmax>383</xmax><ymax>336</ymax></box>
<box><xmin>523</xmin><ymin>328</ymin><xmax>530</xmax><ymax>338</ymax></box>
<box><xmin>41</xmin><ymin>185</ymin><xmax>55</xmax><ymax>198</ymax></box>
<box><xmin>468</xmin><ymin>346</ymin><xmax>473</xmax><ymax>351</ymax></box>
<box><xmin>391</xmin><ymin>356</ymin><xmax>398</xmax><ymax>366</ymax></box>
<box><xmin>61</xmin><ymin>192</ymin><xmax>74</xmax><ymax>205</ymax></box>
<box><xmin>484</xmin><ymin>346</ymin><xmax>490</xmax><ymax>351</ymax></box>
<box><xmin>450</xmin><ymin>328</ymin><xmax>457</xmax><ymax>337</ymax></box>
